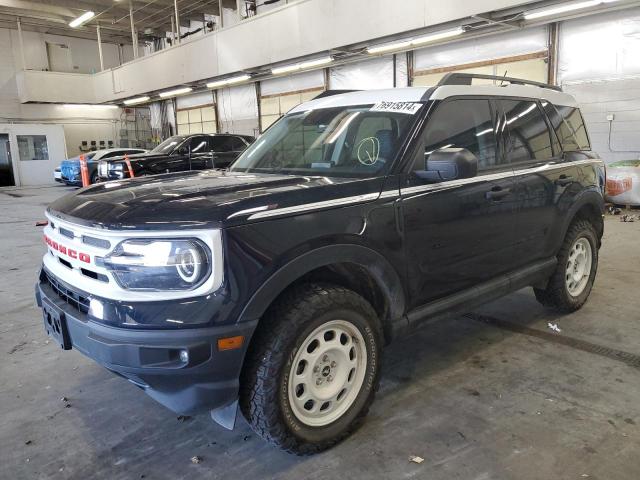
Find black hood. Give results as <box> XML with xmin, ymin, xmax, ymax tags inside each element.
<box><xmin>47</xmin><ymin>170</ymin><xmax>383</xmax><ymax>230</ymax></box>
<box><xmin>104</xmin><ymin>152</ymin><xmax>168</xmax><ymax>163</ymax></box>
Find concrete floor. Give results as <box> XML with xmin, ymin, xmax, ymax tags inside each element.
<box><xmin>1</xmin><ymin>185</ymin><xmax>639</xmax><ymax>480</ymax></box>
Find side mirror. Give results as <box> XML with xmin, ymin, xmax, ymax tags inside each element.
<box><xmin>177</xmin><ymin>146</ymin><xmax>189</xmax><ymax>155</ymax></box>
<box><xmin>415</xmin><ymin>147</ymin><xmax>478</xmax><ymax>182</ymax></box>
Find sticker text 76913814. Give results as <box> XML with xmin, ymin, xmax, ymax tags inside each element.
<box><xmin>370</xmin><ymin>101</ymin><xmax>422</xmax><ymax>115</ymax></box>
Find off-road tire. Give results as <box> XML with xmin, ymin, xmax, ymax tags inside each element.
<box><xmin>534</xmin><ymin>219</ymin><xmax>599</xmax><ymax>312</ymax></box>
<box><xmin>239</xmin><ymin>283</ymin><xmax>383</xmax><ymax>455</ymax></box>
<box><xmin>90</xmin><ymin>170</ymin><xmax>99</xmax><ymax>184</ymax></box>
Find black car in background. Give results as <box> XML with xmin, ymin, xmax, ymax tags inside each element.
<box><xmin>97</xmin><ymin>133</ymin><xmax>255</xmax><ymax>181</ymax></box>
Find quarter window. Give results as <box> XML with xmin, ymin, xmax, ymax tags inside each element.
<box><xmin>417</xmin><ymin>99</ymin><xmax>498</xmax><ymax>171</ymax></box>
<box><xmin>555</xmin><ymin>105</ymin><xmax>590</xmax><ymax>151</ymax></box>
<box><xmin>501</xmin><ymin>100</ymin><xmax>554</xmax><ymax>164</ymax></box>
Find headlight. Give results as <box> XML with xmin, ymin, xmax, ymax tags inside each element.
<box><xmin>103</xmin><ymin>238</ymin><xmax>211</xmax><ymax>291</ymax></box>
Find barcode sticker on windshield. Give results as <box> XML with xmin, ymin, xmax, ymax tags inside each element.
<box><xmin>370</xmin><ymin>102</ymin><xmax>422</xmax><ymax>115</ymax></box>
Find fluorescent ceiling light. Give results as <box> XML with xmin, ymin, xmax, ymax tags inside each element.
<box><xmin>411</xmin><ymin>27</ymin><xmax>464</xmax><ymax>46</ymax></box>
<box><xmin>524</xmin><ymin>0</ymin><xmax>616</xmax><ymax>20</ymax></box>
<box><xmin>124</xmin><ymin>96</ymin><xmax>150</xmax><ymax>105</ymax></box>
<box><xmin>62</xmin><ymin>104</ymin><xmax>118</xmax><ymax>109</ymax></box>
<box><xmin>367</xmin><ymin>27</ymin><xmax>465</xmax><ymax>54</ymax></box>
<box><xmin>158</xmin><ymin>87</ymin><xmax>193</xmax><ymax>98</ymax></box>
<box><xmin>206</xmin><ymin>74</ymin><xmax>251</xmax><ymax>89</ymax></box>
<box><xmin>367</xmin><ymin>40</ymin><xmax>411</xmax><ymax>55</ymax></box>
<box><xmin>271</xmin><ymin>56</ymin><xmax>333</xmax><ymax>75</ymax></box>
<box><xmin>69</xmin><ymin>11</ymin><xmax>95</xmax><ymax>28</ymax></box>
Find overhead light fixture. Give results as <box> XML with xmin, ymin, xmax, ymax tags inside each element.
<box><xmin>206</xmin><ymin>74</ymin><xmax>251</xmax><ymax>89</ymax></box>
<box><xmin>69</xmin><ymin>11</ymin><xmax>95</xmax><ymax>28</ymax></box>
<box><xmin>124</xmin><ymin>96</ymin><xmax>151</xmax><ymax>105</ymax></box>
<box><xmin>411</xmin><ymin>27</ymin><xmax>465</xmax><ymax>46</ymax></box>
<box><xmin>366</xmin><ymin>40</ymin><xmax>411</xmax><ymax>55</ymax></box>
<box><xmin>271</xmin><ymin>56</ymin><xmax>333</xmax><ymax>75</ymax></box>
<box><xmin>524</xmin><ymin>0</ymin><xmax>618</xmax><ymax>20</ymax></box>
<box><xmin>62</xmin><ymin>104</ymin><xmax>118</xmax><ymax>109</ymax></box>
<box><xmin>367</xmin><ymin>27</ymin><xmax>464</xmax><ymax>54</ymax></box>
<box><xmin>158</xmin><ymin>87</ymin><xmax>193</xmax><ymax>98</ymax></box>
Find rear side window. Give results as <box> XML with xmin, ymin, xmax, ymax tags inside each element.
<box><xmin>552</xmin><ymin>104</ymin><xmax>590</xmax><ymax>151</ymax></box>
<box><xmin>500</xmin><ymin>100</ymin><xmax>554</xmax><ymax>164</ymax></box>
<box><xmin>210</xmin><ymin>136</ymin><xmax>234</xmax><ymax>151</ymax></box>
<box><xmin>418</xmin><ymin>99</ymin><xmax>499</xmax><ymax>171</ymax></box>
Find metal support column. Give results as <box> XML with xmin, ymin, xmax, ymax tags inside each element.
<box><xmin>170</xmin><ymin>14</ymin><xmax>176</xmax><ymax>45</ymax></box>
<box><xmin>174</xmin><ymin>0</ymin><xmax>181</xmax><ymax>44</ymax></box>
<box><xmin>96</xmin><ymin>24</ymin><xmax>104</xmax><ymax>71</ymax></box>
<box><xmin>548</xmin><ymin>22</ymin><xmax>560</xmax><ymax>86</ymax></box>
<box><xmin>129</xmin><ymin>1</ymin><xmax>138</xmax><ymax>58</ymax></box>
<box><xmin>236</xmin><ymin>0</ymin><xmax>243</xmax><ymax>20</ymax></box>
<box><xmin>218</xmin><ymin>0</ymin><xmax>224</xmax><ymax>28</ymax></box>
<box><xmin>16</xmin><ymin>18</ymin><xmax>26</xmax><ymax>70</ymax></box>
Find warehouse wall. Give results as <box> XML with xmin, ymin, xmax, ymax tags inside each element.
<box><xmin>558</xmin><ymin>8</ymin><xmax>640</xmax><ymax>164</ymax></box>
<box><xmin>18</xmin><ymin>0</ymin><xmax>536</xmax><ymax>104</ymax></box>
<box><xmin>0</xmin><ymin>29</ymin><xmax>122</xmax><ymax>155</ymax></box>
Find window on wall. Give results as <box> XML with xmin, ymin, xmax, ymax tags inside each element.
<box><xmin>412</xmin><ymin>55</ymin><xmax>549</xmax><ymax>87</ymax></box>
<box><xmin>176</xmin><ymin>105</ymin><xmax>217</xmax><ymax>135</ymax></box>
<box><xmin>260</xmin><ymin>88</ymin><xmax>324</xmax><ymax>132</ymax></box>
<box><xmin>17</xmin><ymin>135</ymin><xmax>49</xmax><ymax>161</ymax></box>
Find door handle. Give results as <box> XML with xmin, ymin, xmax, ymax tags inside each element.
<box><xmin>485</xmin><ymin>186</ymin><xmax>511</xmax><ymax>201</ymax></box>
<box><xmin>555</xmin><ymin>174</ymin><xmax>574</xmax><ymax>186</ymax></box>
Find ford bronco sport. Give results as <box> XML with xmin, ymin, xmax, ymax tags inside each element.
<box><xmin>36</xmin><ymin>73</ymin><xmax>605</xmax><ymax>454</ymax></box>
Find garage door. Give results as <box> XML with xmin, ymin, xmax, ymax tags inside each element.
<box><xmin>328</xmin><ymin>55</ymin><xmax>408</xmax><ymax>90</ymax></box>
<box><xmin>412</xmin><ymin>26</ymin><xmax>549</xmax><ymax>86</ymax></box>
<box><xmin>217</xmin><ymin>84</ymin><xmax>260</xmax><ymax>136</ymax></box>
<box><xmin>175</xmin><ymin>91</ymin><xmax>217</xmax><ymax>135</ymax></box>
<box><xmin>260</xmin><ymin>70</ymin><xmax>325</xmax><ymax>131</ymax></box>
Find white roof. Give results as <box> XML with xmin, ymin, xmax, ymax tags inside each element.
<box><xmin>289</xmin><ymin>87</ymin><xmax>429</xmax><ymax>113</ymax></box>
<box><xmin>290</xmin><ymin>84</ymin><xmax>578</xmax><ymax>113</ymax></box>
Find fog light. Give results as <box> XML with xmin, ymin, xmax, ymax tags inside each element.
<box><xmin>179</xmin><ymin>349</ymin><xmax>189</xmax><ymax>363</ymax></box>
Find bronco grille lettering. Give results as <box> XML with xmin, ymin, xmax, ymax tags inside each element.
<box><xmin>44</xmin><ymin>234</ymin><xmax>90</xmax><ymax>264</ymax></box>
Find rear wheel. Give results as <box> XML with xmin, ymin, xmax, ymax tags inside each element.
<box><xmin>534</xmin><ymin>219</ymin><xmax>598</xmax><ymax>312</ymax></box>
<box><xmin>240</xmin><ymin>283</ymin><xmax>382</xmax><ymax>455</ymax></box>
<box><xmin>90</xmin><ymin>170</ymin><xmax>99</xmax><ymax>184</ymax></box>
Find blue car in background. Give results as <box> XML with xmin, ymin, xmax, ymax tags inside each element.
<box><xmin>58</xmin><ymin>148</ymin><xmax>147</xmax><ymax>186</ymax></box>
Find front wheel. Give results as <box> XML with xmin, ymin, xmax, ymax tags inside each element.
<box><xmin>240</xmin><ymin>283</ymin><xmax>382</xmax><ymax>455</ymax></box>
<box><xmin>534</xmin><ymin>219</ymin><xmax>599</xmax><ymax>312</ymax></box>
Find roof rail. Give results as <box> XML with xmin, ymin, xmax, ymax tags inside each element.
<box><xmin>437</xmin><ymin>73</ymin><xmax>562</xmax><ymax>92</ymax></box>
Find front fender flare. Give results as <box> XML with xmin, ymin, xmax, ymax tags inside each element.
<box><xmin>237</xmin><ymin>244</ymin><xmax>406</xmax><ymax>329</ymax></box>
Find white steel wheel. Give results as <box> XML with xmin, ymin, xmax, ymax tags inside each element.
<box><xmin>288</xmin><ymin>319</ymin><xmax>367</xmax><ymax>427</ymax></box>
<box><xmin>565</xmin><ymin>237</ymin><xmax>593</xmax><ymax>297</ymax></box>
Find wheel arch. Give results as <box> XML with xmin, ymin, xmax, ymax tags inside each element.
<box><xmin>237</xmin><ymin>244</ymin><xmax>407</xmax><ymax>343</ymax></box>
<box><xmin>562</xmin><ymin>189</ymin><xmax>605</xmax><ymax>246</ymax></box>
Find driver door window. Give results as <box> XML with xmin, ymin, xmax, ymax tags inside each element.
<box><xmin>413</xmin><ymin>99</ymin><xmax>500</xmax><ymax>172</ymax></box>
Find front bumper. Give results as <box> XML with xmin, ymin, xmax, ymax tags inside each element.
<box><xmin>35</xmin><ymin>271</ymin><xmax>257</xmax><ymax>415</ymax></box>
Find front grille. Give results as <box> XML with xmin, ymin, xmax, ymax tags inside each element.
<box><xmin>41</xmin><ymin>269</ymin><xmax>90</xmax><ymax>314</ymax></box>
<box><xmin>59</xmin><ymin>227</ymin><xmax>75</xmax><ymax>240</ymax></box>
<box><xmin>82</xmin><ymin>235</ymin><xmax>110</xmax><ymax>249</ymax></box>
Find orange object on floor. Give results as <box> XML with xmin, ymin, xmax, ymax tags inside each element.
<box><xmin>124</xmin><ymin>154</ymin><xmax>135</xmax><ymax>178</ymax></box>
<box><xmin>79</xmin><ymin>154</ymin><xmax>90</xmax><ymax>187</ymax></box>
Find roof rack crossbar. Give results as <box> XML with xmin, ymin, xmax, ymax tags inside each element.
<box><xmin>437</xmin><ymin>73</ymin><xmax>562</xmax><ymax>92</ymax></box>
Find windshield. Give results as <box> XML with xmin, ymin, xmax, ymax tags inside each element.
<box><xmin>151</xmin><ymin>135</ymin><xmax>186</xmax><ymax>154</ymax></box>
<box><xmin>230</xmin><ymin>103</ymin><xmax>422</xmax><ymax>177</ymax></box>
